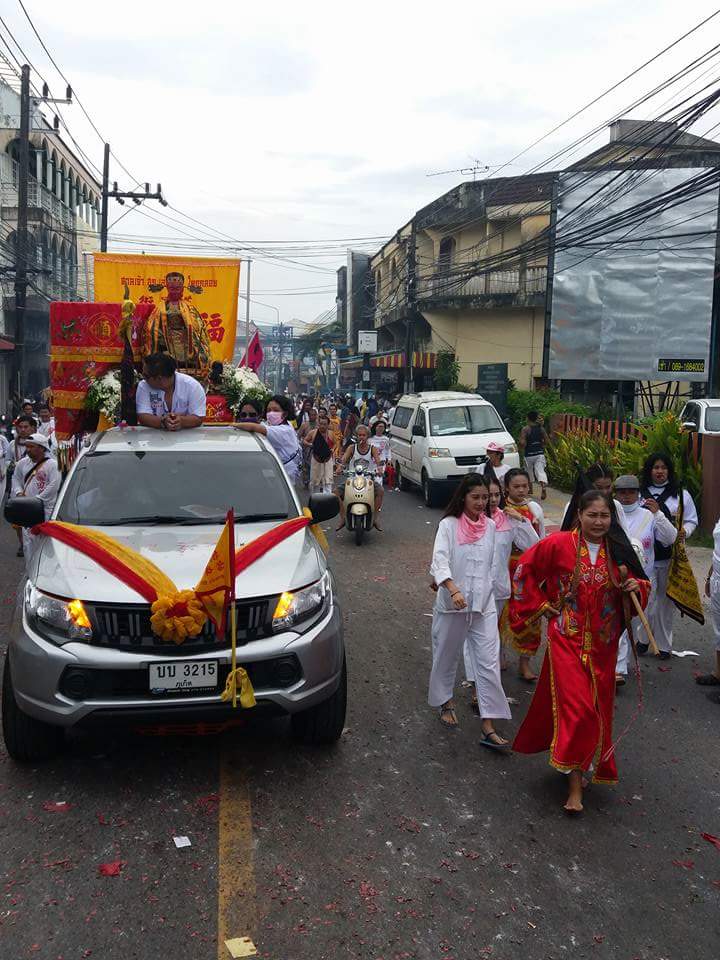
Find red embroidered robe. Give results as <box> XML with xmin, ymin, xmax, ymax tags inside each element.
<box><xmin>509</xmin><ymin>531</ymin><xmax>650</xmax><ymax>784</ymax></box>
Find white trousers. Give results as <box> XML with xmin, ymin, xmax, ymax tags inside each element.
<box><xmin>430</xmin><ymin>607</ymin><xmax>511</xmax><ymax>720</ymax></box>
<box><xmin>636</xmin><ymin>562</ymin><xmax>674</xmax><ymax>654</ymax></box>
<box><xmin>310</xmin><ymin>457</ymin><xmax>334</xmax><ymax>494</ymax></box>
<box><xmin>617</xmin><ymin>573</ymin><xmax>656</xmax><ymax>674</ymax></box>
<box><xmin>525</xmin><ymin>454</ymin><xmax>547</xmax><ymax>484</ymax></box>
<box><xmin>464</xmin><ymin>598</ymin><xmax>505</xmax><ymax>680</ymax></box>
<box><xmin>711</xmin><ymin>574</ymin><xmax>720</xmax><ymax>652</ymax></box>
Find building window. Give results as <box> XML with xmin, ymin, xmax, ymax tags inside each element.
<box><xmin>438</xmin><ymin>236</ymin><xmax>455</xmax><ymax>274</ymax></box>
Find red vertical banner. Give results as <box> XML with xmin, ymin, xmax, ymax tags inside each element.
<box><xmin>49</xmin><ymin>303</ymin><xmax>124</xmax><ymax>439</ymax></box>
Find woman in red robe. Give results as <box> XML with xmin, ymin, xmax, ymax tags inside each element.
<box><xmin>509</xmin><ymin>491</ymin><xmax>650</xmax><ymax>813</ymax></box>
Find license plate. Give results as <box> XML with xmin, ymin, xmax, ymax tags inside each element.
<box><xmin>148</xmin><ymin>660</ymin><xmax>218</xmax><ymax>693</ymax></box>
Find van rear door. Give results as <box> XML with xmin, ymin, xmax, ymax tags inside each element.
<box><xmin>389</xmin><ymin>403</ymin><xmax>415</xmax><ymax>472</ymax></box>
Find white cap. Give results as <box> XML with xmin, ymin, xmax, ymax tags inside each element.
<box><xmin>25</xmin><ymin>432</ymin><xmax>50</xmax><ymax>451</ymax></box>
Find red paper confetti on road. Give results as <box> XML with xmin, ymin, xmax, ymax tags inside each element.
<box><xmin>98</xmin><ymin>860</ymin><xmax>126</xmax><ymax>877</ymax></box>
<box><xmin>42</xmin><ymin>800</ymin><xmax>72</xmax><ymax>813</ymax></box>
<box><xmin>672</xmin><ymin>859</ymin><xmax>694</xmax><ymax>869</ymax></box>
<box><xmin>701</xmin><ymin>833</ymin><xmax>720</xmax><ymax>851</ymax></box>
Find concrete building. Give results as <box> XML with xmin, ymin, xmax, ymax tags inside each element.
<box><xmin>0</xmin><ymin>72</ymin><xmax>101</xmax><ymax>407</ymax></box>
<box><xmin>345</xmin><ymin>118</ymin><xmax>720</xmax><ymax>411</ymax></box>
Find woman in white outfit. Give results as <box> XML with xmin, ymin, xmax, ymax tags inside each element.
<box><xmin>613</xmin><ymin>474</ymin><xmax>677</xmax><ymax>682</ymax></box>
<box><xmin>638</xmin><ymin>453</ymin><xmax>698</xmax><ymax>658</ymax></box>
<box><xmin>428</xmin><ymin>474</ymin><xmax>511</xmax><ymax>749</ymax></box>
<box><xmin>463</xmin><ymin>475</ymin><xmax>539</xmax><ymax>702</ymax></box>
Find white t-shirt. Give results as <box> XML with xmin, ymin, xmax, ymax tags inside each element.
<box><xmin>135</xmin><ymin>372</ymin><xmax>206</xmax><ymax>419</ymax></box>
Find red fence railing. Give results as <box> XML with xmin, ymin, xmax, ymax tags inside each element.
<box><xmin>551</xmin><ymin>413</ymin><xmax>701</xmax><ymax>464</ymax></box>
<box><xmin>553</xmin><ymin>414</ymin><xmax>646</xmax><ymax>443</ymax></box>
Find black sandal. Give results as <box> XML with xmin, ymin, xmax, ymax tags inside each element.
<box><xmin>480</xmin><ymin>730</ymin><xmax>509</xmax><ymax>751</ymax></box>
<box><xmin>696</xmin><ymin>673</ymin><xmax>720</xmax><ymax>686</ymax></box>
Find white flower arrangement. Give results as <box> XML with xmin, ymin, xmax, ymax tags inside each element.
<box><xmin>219</xmin><ymin>362</ymin><xmax>271</xmax><ymax>414</ymax></box>
<box><xmin>85</xmin><ymin>369</ymin><xmax>122</xmax><ymax>420</ymax></box>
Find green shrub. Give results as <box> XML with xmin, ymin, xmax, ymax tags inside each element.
<box><xmin>546</xmin><ymin>430</ymin><xmax>619</xmax><ymax>491</ymax></box>
<box><xmin>615</xmin><ymin>412</ymin><xmax>701</xmax><ymax>503</ymax></box>
<box><xmin>507</xmin><ymin>388</ymin><xmax>590</xmax><ymax>435</ymax></box>
<box><xmin>545</xmin><ymin>412</ymin><xmax>701</xmax><ymax>504</ymax></box>
<box><xmin>434</xmin><ymin>351</ymin><xmax>460</xmax><ymax>389</ymax></box>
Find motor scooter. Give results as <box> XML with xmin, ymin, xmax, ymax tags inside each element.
<box><xmin>343</xmin><ymin>462</ymin><xmax>375</xmax><ymax>545</ymax></box>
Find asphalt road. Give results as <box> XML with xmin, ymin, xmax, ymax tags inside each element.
<box><xmin>1</xmin><ymin>484</ymin><xmax>719</xmax><ymax>960</ymax></box>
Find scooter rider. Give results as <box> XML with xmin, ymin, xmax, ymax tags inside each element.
<box><xmin>335</xmin><ymin>423</ymin><xmax>384</xmax><ymax>531</ymax></box>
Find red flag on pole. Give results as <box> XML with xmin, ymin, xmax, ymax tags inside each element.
<box><xmin>240</xmin><ymin>328</ymin><xmax>264</xmax><ymax>373</ymax></box>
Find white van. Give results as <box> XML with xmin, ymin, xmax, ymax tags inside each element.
<box><xmin>389</xmin><ymin>391</ymin><xmax>519</xmax><ymax>506</ymax></box>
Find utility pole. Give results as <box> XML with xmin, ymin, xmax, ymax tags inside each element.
<box><xmin>403</xmin><ymin>221</ymin><xmax>417</xmax><ymax>394</ymax></box>
<box><xmin>99</xmin><ymin>143</ymin><xmax>110</xmax><ymax>252</ymax></box>
<box><xmin>11</xmin><ymin>64</ymin><xmax>31</xmax><ymax>408</ymax></box>
<box><xmin>244</xmin><ymin>258</ymin><xmax>252</xmax><ymax>360</ymax></box>
<box><xmin>101</xmin><ymin>174</ymin><xmax>168</xmax><ymax>251</ymax></box>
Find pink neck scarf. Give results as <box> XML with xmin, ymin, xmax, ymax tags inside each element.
<box><xmin>491</xmin><ymin>506</ymin><xmax>511</xmax><ymax>532</ymax></box>
<box><xmin>456</xmin><ymin>510</ymin><xmax>488</xmax><ymax>545</ymax></box>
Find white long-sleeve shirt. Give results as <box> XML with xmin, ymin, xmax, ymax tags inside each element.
<box><xmin>645</xmin><ymin>485</ymin><xmax>698</xmax><ymax>539</ymax></box>
<box><xmin>11</xmin><ymin>454</ymin><xmax>61</xmax><ymax>519</ymax></box>
<box><xmin>491</xmin><ymin>514</ymin><xmax>540</xmax><ymax>602</ymax></box>
<box><xmin>620</xmin><ymin>503</ymin><xmax>676</xmax><ymax>579</ymax></box>
<box><xmin>430</xmin><ymin>516</ymin><xmax>497</xmax><ymax>614</ymax></box>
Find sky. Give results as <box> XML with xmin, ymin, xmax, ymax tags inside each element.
<box><xmin>2</xmin><ymin>0</ymin><xmax>719</xmax><ymax>331</ymax></box>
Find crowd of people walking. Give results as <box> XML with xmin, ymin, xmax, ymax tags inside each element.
<box><xmin>427</xmin><ymin>450</ymin><xmax>714</xmax><ymax>814</ymax></box>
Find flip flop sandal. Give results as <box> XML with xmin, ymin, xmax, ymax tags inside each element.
<box><xmin>518</xmin><ymin>674</ymin><xmax>537</xmax><ymax>684</ymax></box>
<box><xmin>470</xmin><ymin>696</ymin><xmax>479</xmax><ymax>716</ymax></box>
<box><xmin>439</xmin><ymin>706</ymin><xmax>459</xmax><ymax>729</ymax></box>
<box><xmin>696</xmin><ymin>674</ymin><xmax>720</xmax><ymax>686</ymax></box>
<box><xmin>480</xmin><ymin>730</ymin><xmax>510</xmax><ymax>751</ymax></box>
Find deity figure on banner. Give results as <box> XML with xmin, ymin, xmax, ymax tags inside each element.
<box><xmin>140</xmin><ymin>271</ymin><xmax>212</xmax><ymax>383</ymax></box>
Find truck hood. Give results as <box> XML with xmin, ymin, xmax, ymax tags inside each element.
<box><xmin>31</xmin><ymin>522</ymin><xmax>323</xmax><ymax>603</ymax></box>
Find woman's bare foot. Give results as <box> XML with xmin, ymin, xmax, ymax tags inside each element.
<box><xmin>564</xmin><ymin>769</ymin><xmax>584</xmax><ymax>813</ymax></box>
<box><xmin>518</xmin><ymin>655</ymin><xmax>538</xmax><ymax>682</ymax></box>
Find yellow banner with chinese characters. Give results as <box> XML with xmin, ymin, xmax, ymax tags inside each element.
<box><xmin>93</xmin><ymin>252</ymin><xmax>241</xmax><ymax>362</ymax></box>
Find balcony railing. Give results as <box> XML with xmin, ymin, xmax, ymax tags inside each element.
<box><xmin>417</xmin><ymin>265</ymin><xmax>547</xmax><ymax>301</ymax></box>
<box><xmin>0</xmin><ymin>153</ymin><xmax>77</xmax><ymax>232</ymax></box>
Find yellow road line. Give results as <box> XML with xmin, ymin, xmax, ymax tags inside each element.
<box><xmin>217</xmin><ymin>745</ymin><xmax>256</xmax><ymax>960</ymax></box>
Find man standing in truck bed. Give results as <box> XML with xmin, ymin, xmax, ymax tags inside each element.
<box><xmin>519</xmin><ymin>410</ymin><xmax>549</xmax><ymax>501</ymax></box>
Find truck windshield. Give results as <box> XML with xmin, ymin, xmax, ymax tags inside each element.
<box><xmin>56</xmin><ymin>451</ymin><xmax>296</xmax><ymax>525</ymax></box>
<box><xmin>428</xmin><ymin>405</ymin><xmax>504</xmax><ymax>437</ymax></box>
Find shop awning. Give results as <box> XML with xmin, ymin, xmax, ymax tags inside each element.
<box><xmin>339</xmin><ymin>350</ymin><xmax>437</xmax><ymax>370</ymax></box>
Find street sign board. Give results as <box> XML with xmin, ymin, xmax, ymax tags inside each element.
<box><xmin>477</xmin><ymin>362</ymin><xmax>508</xmax><ymax>415</ymax></box>
<box><xmin>358</xmin><ymin>330</ymin><xmax>378</xmax><ymax>354</ymax></box>
<box><xmin>362</xmin><ymin>369</ymin><xmax>371</xmax><ymax>383</ymax></box>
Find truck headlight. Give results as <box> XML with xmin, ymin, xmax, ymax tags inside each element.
<box><xmin>25</xmin><ymin>584</ymin><xmax>92</xmax><ymax>643</ymax></box>
<box><xmin>428</xmin><ymin>447</ymin><xmax>451</xmax><ymax>458</ymax></box>
<box><xmin>272</xmin><ymin>572</ymin><xmax>330</xmax><ymax>632</ymax></box>
<box><xmin>504</xmin><ymin>443</ymin><xmax>518</xmax><ymax>454</ymax></box>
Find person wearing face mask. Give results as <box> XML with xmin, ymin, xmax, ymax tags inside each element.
<box><xmin>234</xmin><ymin>395</ymin><xmax>301</xmax><ymax>484</ymax></box>
<box><xmin>613</xmin><ymin>475</ymin><xmax>677</xmax><ymax>684</ymax></box>
<box><xmin>463</xmin><ymin>477</ymin><xmax>540</xmax><ymax>710</ymax></box>
<box><xmin>429</xmin><ymin>475</ymin><xmax>511</xmax><ymax>749</ymax></box>
<box><xmin>636</xmin><ymin>452</ymin><xmax>698</xmax><ymax>659</ymax></box>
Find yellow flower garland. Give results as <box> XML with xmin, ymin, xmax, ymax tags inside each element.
<box><xmin>150</xmin><ymin>590</ymin><xmax>207</xmax><ymax>645</ymax></box>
